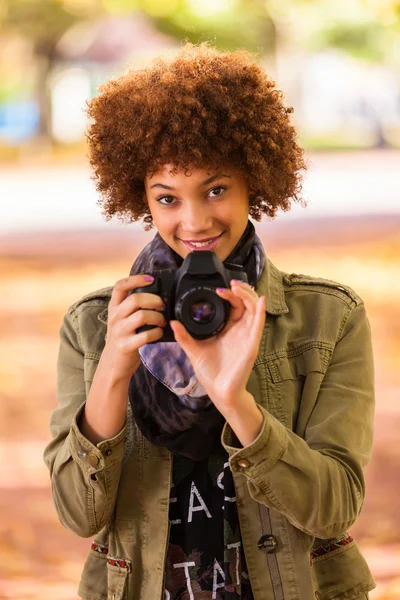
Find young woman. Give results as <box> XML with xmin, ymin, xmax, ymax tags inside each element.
<box><xmin>44</xmin><ymin>42</ymin><xmax>376</xmax><ymax>600</ymax></box>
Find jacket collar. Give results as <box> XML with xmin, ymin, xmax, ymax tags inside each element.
<box><xmin>257</xmin><ymin>256</ymin><xmax>289</xmax><ymax>316</ymax></box>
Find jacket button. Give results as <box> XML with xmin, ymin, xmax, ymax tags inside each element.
<box><xmin>105</xmin><ymin>449</ymin><xmax>112</xmax><ymax>456</ymax></box>
<box><xmin>315</xmin><ymin>593</ymin><xmax>322</xmax><ymax>600</ymax></box>
<box><xmin>88</xmin><ymin>453</ymin><xmax>100</xmax><ymax>467</ymax></box>
<box><xmin>258</xmin><ymin>534</ymin><xmax>278</xmax><ymax>553</ymax></box>
<box><xmin>237</xmin><ymin>459</ymin><xmax>250</xmax><ymax>468</ymax></box>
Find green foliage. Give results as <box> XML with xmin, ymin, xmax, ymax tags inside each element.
<box><xmin>0</xmin><ymin>0</ymin><xmax>275</xmax><ymax>55</ymax></box>
<box><xmin>1</xmin><ymin>0</ymin><xmax>398</xmax><ymax>60</ymax></box>
<box><xmin>0</xmin><ymin>77</ymin><xmax>30</xmax><ymax>102</ymax></box>
<box><xmin>1</xmin><ymin>0</ymin><xmax>80</xmax><ymax>41</ymax></box>
<box><xmin>310</xmin><ymin>21</ymin><xmax>387</xmax><ymax>61</ymax></box>
<box><xmin>153</xmin><ymin>8</ymin><xmax>276</xmax><ymax>55</ymax></box>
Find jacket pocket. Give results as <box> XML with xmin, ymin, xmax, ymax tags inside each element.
<box><xmin>265</xmin><ymin>346</ymin><xmax>331</xmax><ymax>431</ymax></box>
<box><xmin>78</xmin><ymin>544</ymin><xmax>131</xmax><ymax>600</ymax></box>
<box><xmin>78</xmin><ymin>546</ymin><xmax>108</xmax><ymax>600</ymax></box>
<box><xmin>106</xmin><ymin>558</ymin><xmax>130</xmax><ymax>600</ymax></box>
<box><xmin>311</xmin><ymin>536</ymin><xmax>376</xmax><ymax>600</ymax></box>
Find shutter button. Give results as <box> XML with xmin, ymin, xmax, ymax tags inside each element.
<box><xmin>88</xmin><ymin>454</ymin><xmax>100</xmax><ymax>467</ymax></box>
<box><xmin>237</xmin><ymin>459</ymin><xmax>250</xmax><ymax>469</ymax></box>
<box><xmin>258</xmin><ymin>534</ymin><xmax>278</xmax><ymax>553</ymax></box>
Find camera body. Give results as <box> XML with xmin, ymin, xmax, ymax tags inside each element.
<box><xmin>131</xmin><ymin>250</ymin><xmax>248</xmax><ymax>342</ymax></box>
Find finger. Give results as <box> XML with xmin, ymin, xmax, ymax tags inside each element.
<box><xmin>169</xmin><ymin>320</ymin><xmax>198</xmax><ymax>359</ymax></box>
<box><xmin>230</xmin><ymin>280</ymin><xmax>259</xmax><ymax>314</ymax></box>
<box><xmin>123</xmin><ymin>308</ymin><xmax>167</xmax><ymax>333</ymax></box>
<box><xmin>215</xmin><ymin>288</ymin><xmax>245</xmax><ymax>322</ymax></box>
<box><xmin>253</xmin><ymin>295</ymin><xmax>266</xmax><ymax>336</ymax></box>
<box><xmin>109</xmin><ymin>274</ymin><xmax>155</xmax><ymax>310</ymax></box>
<box><xmin>249</xmin><ymin>295</ymin><xmax>266</xmax><ymax>352</ymax></box>
<box><xmin>231</xmin><ymin>280</ymin><xmax>257</xmax><ymax>294</ymax></box>
<box><xmin>133</xmin><ymin>326</ymin><xmax>165</xmax><ymax>348</ymax></box>
<box><xmin>230</xmin><ymin>280</ymin><xmax>258</xmax><ymax>297</ymax></box>
<box><xmin>117</xmin><ymin>292</ymin><xmax>164</xmax><ymax>320</ymax></box>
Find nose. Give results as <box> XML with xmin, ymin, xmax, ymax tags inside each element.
<box><xmin>180</xmin><ymin>202</ymin><xmax>213</xmax><ymax>233</ymax></box>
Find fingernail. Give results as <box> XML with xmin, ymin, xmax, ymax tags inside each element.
<box><xmin>144</xmin><ymin>275</ymin><xmax>154</xmax><ymax>282</ymax></box>
<box><xmin>216</xmin><ymin>287</ymin><xmax>227</xmax><ymax>293</ymax></box>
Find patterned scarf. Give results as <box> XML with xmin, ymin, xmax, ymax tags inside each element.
<box><xmin>128</xmin><ymin>220</ymin><xmax>265</xmax><ymax>460</ymax></box>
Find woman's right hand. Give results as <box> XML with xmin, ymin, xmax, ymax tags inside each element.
<box><xmin>102</xmin><ymin>274</ymin><xmax>166</xmax><ymax>381</ymax></box>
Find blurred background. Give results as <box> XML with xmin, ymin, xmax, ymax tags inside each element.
<box><xmin>0</xmin><ymin>0</ymin><xmax>399</xmax><ymax>598</ymax></box>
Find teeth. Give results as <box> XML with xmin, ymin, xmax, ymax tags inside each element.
<box><xmin>189</xmin><ymin>238</ymin><xmax>216</xmax><ymax>247</ymax></box>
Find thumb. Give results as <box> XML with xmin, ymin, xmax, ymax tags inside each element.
<box><xmin>170</xmin><ymin>320</ymin><xmax>196</xmax><ymax>355</ymax></box>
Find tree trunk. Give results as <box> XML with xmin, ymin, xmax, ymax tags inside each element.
<box><xmin>34</xmin><ymin>40</ymin><xmax>57</xmax><ymax>147</ymax></box>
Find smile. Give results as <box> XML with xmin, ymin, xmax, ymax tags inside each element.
<box><xmin>180</xmin><ymin>233</ymin><xmax>224</xmax><ymax>251</ymax></box>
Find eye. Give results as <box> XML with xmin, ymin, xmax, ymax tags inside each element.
<box><xmin>155</xmin><ymin>185</ymin><xmax>227</xmax><ymax>206</ymax></box>
<box><xmin>208</xmin><ymin>186</ymin><xmax>227</xmax><ymax>198</ymax></box>
<box><xmin>156</xmin><ymin>195</ymin><xmax>177</xmax><ymax>206</ymax></box>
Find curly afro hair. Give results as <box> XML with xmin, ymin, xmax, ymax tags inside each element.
<box><xmin>85</xmin><ymin>41</ymin><xmax>307</xmax><ymax>230</ymax></box>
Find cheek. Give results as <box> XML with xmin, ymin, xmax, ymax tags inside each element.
<box><xmin>153</xmin><ymin>215</ymin><xmax>178</xmax><ymax>238</ymax></box>
<box><xmin>230</xmin><ymin>202</ymin><xmax>249</xmax><ymax>225</ymax></box>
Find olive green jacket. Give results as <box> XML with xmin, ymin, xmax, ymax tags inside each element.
<box><xmin>44</xmin><ymin>256</ymin><xmax>376</xmax><ymax>600</ymax></box>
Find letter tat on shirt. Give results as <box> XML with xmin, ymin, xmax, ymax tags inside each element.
<box><xmin>173</xmin><ymin>562</ymin><xmax>196</xmax><ymax>600</ymax></box>
<box><xmin>217</xmin><ymin>464</ymin><xmax>228</xmax><ymax>490</ymax></box>
<box><xmin>227</xmin><ymin>542</ymin><xmax>241</xmax><ymax>585</ymax></box>
<box><xmin>188</xmin><ymin>481</ymin><xmax>212</xmax><ymax>522</ymax></box>
<box><xmin>217</xmin><ymin>462</ymin><xmax>236</xmax><ymax>503</ymax></box>
<box><xmin>213</xmin><ymin>559</ymin><xmax>225</xmax><ymax>599</ymax></box>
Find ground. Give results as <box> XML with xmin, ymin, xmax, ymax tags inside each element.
<box><xmin>0</xmin><ymin>214</ymin><xmax>399</xmax><ymax>599</ymax></box>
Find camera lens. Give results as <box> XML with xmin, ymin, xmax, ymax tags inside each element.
<box><xmin>190</xmin><ymin>300</ymin><xmax>216</xmax><ymax>324</ymax></box>
<box><xmin>175</xmin><ymin>285</ymin><xmax>230</xmax><ymax>340</ymax></box>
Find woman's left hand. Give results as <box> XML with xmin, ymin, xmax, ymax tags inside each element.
<box><xmin>170</xmin><ymin>280</ymin><xmax>266</xmax><ymax>414</ymax></box>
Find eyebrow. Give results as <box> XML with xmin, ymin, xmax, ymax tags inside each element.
<box><xmin>150</xmin><ymin>173</ymin><xmax>231</xmax><ymax>190</ymax></box>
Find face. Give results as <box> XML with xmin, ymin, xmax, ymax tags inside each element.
<box><xmin>144</xmin><ymin>164</ymin><xmax>250</xmax><ymax>261</ymax></box>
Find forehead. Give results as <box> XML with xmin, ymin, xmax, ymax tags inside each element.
<box><xmin>145</xmin><ymin>163</ymin><xmax>239</xmax><ymax>185</ymax></box>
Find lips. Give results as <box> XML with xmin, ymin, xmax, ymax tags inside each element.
<box><xmin>180</xmin><ymin>232</ymin><xmax>224</xmax><ymax>251</ymax></box>
<box><xmin>181</xmin><ymin>233</ymin><xmax>223</xmax><ymax>243</ymax></box>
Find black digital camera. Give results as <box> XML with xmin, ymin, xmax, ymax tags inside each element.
<box><xmin>131</xmin><ymin>250</ymin><xmax>248</xmax><ymax>342</ymax></box>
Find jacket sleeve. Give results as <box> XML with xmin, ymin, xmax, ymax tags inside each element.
<box><xmin>221</xmin><ymin>302</ymin><xmax>375</xmax><ymax>539</ymax></box>
<box><xmin>43</xmin><ymin>308</ymin><xmax>127</xmax><ymax>538</ymax></box>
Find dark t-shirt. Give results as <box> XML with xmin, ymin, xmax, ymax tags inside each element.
<box><xmin>164</xmin><ymin>445</ymin><xmax>254</xmax><ymax>599</ymax></box>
